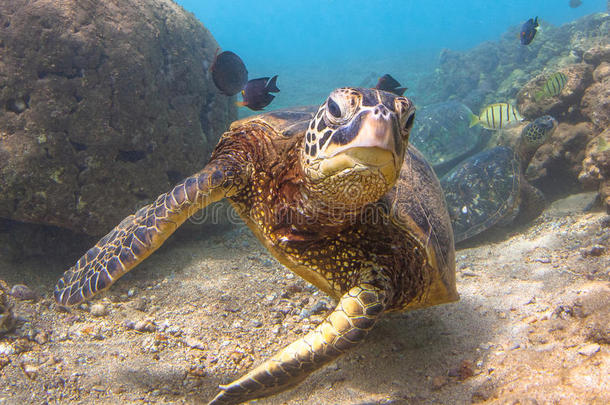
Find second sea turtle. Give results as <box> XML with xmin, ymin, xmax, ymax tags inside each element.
<box><xmin>441</xmin><ymin>115</ymin><xmax>558</xmax><ymax>243</ymax></box>
<box><xmin>410</xmin><ymin>100</ymin><xmax>489</xmax><ymax>176</ymax></box>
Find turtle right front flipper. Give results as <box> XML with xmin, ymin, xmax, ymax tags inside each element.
<box><xmin>54</xmin><ymin>160</ymin><xmax>243</xmax><ymax>306</ymax></box>
<box><xmin>209</xmin><ymin>283</ymin><xmax>389</xmax><ymax>405</ymax></box>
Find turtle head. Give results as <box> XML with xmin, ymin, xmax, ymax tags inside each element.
<box><xmin>522</xmin><ymin>115</ymin><xmax>558</xmax><ymax>147</ymax></box>
<box><xmin>300</xmin><ymin>87</ymin><xmax>415</xmax><ymax>209</ymax></box>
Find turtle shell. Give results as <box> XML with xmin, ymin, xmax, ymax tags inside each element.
<box><xmin>230</xmin><ymin>106</ymin><xmax>317</xmax><ymax>138</ymax></box>
<box><xmin>440</xmin><ymin>146</ymin><xmax>521</xmax><ymax>243</ymax></box>
<box><xmin>410</xmin><ymin>101</ymin><xmax>489</xmax><ymax>176</ymax></box>
<box><xmin>384</xmin><ymin>144</ymin><xmax>458</xmax><ymax>309</ymax></box>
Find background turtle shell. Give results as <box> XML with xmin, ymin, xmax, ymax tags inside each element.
<box><xmin>440</xmin><ymin>146</ymin><xmax>520</xmax><ymax>243</ymax></box>
<box><xmin>410</xmin><ymin>100</ymin><xmax>489</xmax><ymax>176</ymax></box>
<box><xmin>229</xmin><ymin>106</ymin><xmax>317</xmax><ymax>138</ymax></box>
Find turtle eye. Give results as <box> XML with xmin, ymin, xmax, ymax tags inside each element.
<box><xmin>404</xmin><ymin>112</ymin><xmax>415</xmax><ymax>131</ymax></box>
<box><xmin>327</xmin><ymin>97</ymin><xmax>342</xmax><ymax>119</ymax></box>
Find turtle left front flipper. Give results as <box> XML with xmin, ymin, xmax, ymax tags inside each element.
<box><xmin>54</xmin><ymin>156</ymin><xmax>244</xmax><ymax>306</ymax></box>
<box><xmin>209</xmin><ymin>282</ymin><xmax>389</xmax><ymax>405</ymax></box>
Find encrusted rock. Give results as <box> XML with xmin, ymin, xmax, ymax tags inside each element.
<box><xmin>579</xmin><ymin>128</ymin><xmax>610</xmax><ymax>212</ymax></box>
<box><xmin>581</xmin><ymin>76</ymin><xmax>610</xmax><ymax>130</ymax></box>
<box><xmin>583</xmin><ymin>43</ymin><xmax>610</xmax><ymax>66</ymax></box>
<box><xmin>90</xmin><ymin>303</ymin><xmax>108</xmax><ymax>317</ymax></box>
<box><xmin>0</xmin><ymin>0</ymin><xmax>236</xmax><ymax>236</ymax></box>
<box><xmin>527</xmin><ymin>122</ymin><xmax>596</xmax><ymax>197</ymax></box>
<box><xmin>10</xmin><ymin>284</ymin><xmax>37</xmax><ymax>301</ymax></box>
<box><xmin>516</xmin><ymin>64</ymin><xmax>593</xmax><ymax>120</ymax></box>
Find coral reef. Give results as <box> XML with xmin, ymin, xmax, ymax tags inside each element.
<box><xmin>0</xmin><ymin>0</ymin><xmax>236</xmax><ymax>236</ymax></box>
<box><xmin>415</xmin><ymin>13</ymin><xmax>609</xmax><ymax>113</ymax></box>
<box><xmin>581</xmin><ymin>59</ymin><xmax>610</xmax><ymax>130</ymax></box>
<box><xmin>516</xmin><ymin>63</ymin><xmax>593</xmax><ymax>120</ymax></box>
<box><xmin>579</xmin><ymin>128</ymin><xmax>610</xmax><ymax>212</ymax></box>
<box><xmin>415</xmin><ymin>13</ymin><xmax>609</xmax><ymax>203</ymax></box>
<box><xmin>527</xmin><ymin>122</ymin><xmax>596</xmax><ymax>197</ymax></box>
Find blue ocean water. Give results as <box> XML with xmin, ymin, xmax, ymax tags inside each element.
<box><xmin>178</xmin><ymin>0</ymin><xmax>606</xmax><ymax>111</ymax></box>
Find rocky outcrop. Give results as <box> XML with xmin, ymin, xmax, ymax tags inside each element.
<box><xmin>0</xmin><ymin>0</ymin><xmax>236</xmax><ymax>236</ymax></box>
<box><xmin>415</xmin><ymin>13</ymin><xmax>610</xmax><ymax>114</ymax></box>
<box><xmin>516</xmin><ymin>64</ymin><xmax>593</xmax><ymax>121</ymax></box>
<box><xmin>579</xmin><ymin>128</ymin><xmax>610</xmax><ymax>212</ymax></box>
<box><xmin>581</xmin><ymin>60</ymin><xmax>610</xmax><ymax>130</ymax></box>
<box><xmin>416</xmin><ymin>13</ymin><xmax>609</xmax><ymax>202</ymax></box>
<box><xmin>527</xmin><ymin>122</ymin><xmax>596</xmax><ymax>197</ymax></box>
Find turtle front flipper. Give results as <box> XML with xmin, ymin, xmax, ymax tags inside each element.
<box><xmin>209</xmin><ymin>283</ymin><xmax>388</xmax><ymax>405</ymax></box>
<box><xmin>54</xmin><ymin>163</ymin><xmax>240</xmax><ymax>306</ymax></box>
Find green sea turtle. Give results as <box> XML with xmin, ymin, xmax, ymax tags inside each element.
<box><xmin>54</xmin><ymin>88</ymin><xmax>458</xmax><ymax>404</ymax></box>
<box><xmin>410</xmin><ymin>100</ymin><xmax>489</xmax><ymax>177</ymax></box>
<box><xmin>441</xmin><ymin>115</ymin><xmax>558</xmax><ymax>244</ymax></box>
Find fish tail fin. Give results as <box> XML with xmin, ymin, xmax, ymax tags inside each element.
<box><xmin>266</xmin><ymin>75</ymin><xmax>280</xmax><ymax>93</ymax></box>
<box><xmin>396</xmin><ymin>87</ymin><xmax>407</xmax><ymax>96</ymax></box>
<box><xmin>469</xmin><ymin>113</ymin><xmax>480</xmax><ymax>128</ymax></box>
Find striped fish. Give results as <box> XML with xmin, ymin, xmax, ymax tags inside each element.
<box><xmin>469</xmin><ymin>103</ymin><xmax>523</xmax><ymax>130</ymax></box>
<box><xmin>535</xmin><ymin>72</ymin><xmax>567</xmax><ymax>101</ymax></box>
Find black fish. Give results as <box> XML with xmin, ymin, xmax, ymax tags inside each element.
<box><xmin>520</xmin><ymin>17</ymin><xmax>539</xmax><ymax>45</ymax></box>
<box><xmin>569</xmin><ymin>0</ymin><xmax>582</xmax><ymax>8</ymax></box>
<box><xmin>375</xmin><ymin>74</ymin><xmax>407</xmax><ymax>96</ymax></box>
<box><xmin>237</xmin><ymin>75</ymin><xmax>280</xmax><ymax>111</ymax></box>
<box><xmin>210</xmin><ymin>50</ymin><xmax>248</xmax><ymax>96</ymax></box>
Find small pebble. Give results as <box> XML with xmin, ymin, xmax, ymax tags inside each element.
<box><xmin>90</xmin><ymin>304</ymin><xmax>107</xmax><ymax>317</ymax></box>
<box><xmin>134</xmin><ymin>320</ymin><xmax>156</xmax><ymax>333</ymax></box>
<box><xmin>34</xmin><ymin>332</ymin><xmax>48</xmax><ymax>345</ymax></box>
<box><xmin>10</xmin><ymin>284</ymin><xmax>36</xmax><ymax>301</ymax></box>
<box><xmin>581</xmin><ymin>245</ymin><xmax>605</xmax><ymax>257</ymax></box>
<box><xmin>431</xmin><ymin>375</ymin><xmax>448</xmax><ymax>390</ymax></box>
<box><xmin>21</xmin><ymin>363</ymin><xmax>39</xmax><ymax>379</ymax></box>
<box><xmin>251</xmin><ymin>319</ymin><xmax>262</xmax><ymax>328</ymax></box>
<box><xmin>578</xmin><ymin>343</ymin><xmax>600</xmax><ymax>356</ymax></box>
<box><xmin>184</xmin><ymin>337</ymin><xmax>206</xmax><ymax>350</ymax></box>
<box><xmin>130</xmin><ymin>298</ymin><xmax>147</xmax><ymax>312</ymax></box>
<box><xmin>127</xmin><ymin>288</ymin><xmax>137</xmax><ymax>298</ymax></box>
<box><xmin>0</xmin><ymin>342</ymin><xmax>15</xmax><ymax>356</ymax></box>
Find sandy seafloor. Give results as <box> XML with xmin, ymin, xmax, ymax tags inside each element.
<box><xmin>0</xmin><ymin>191</ymin><xmax>608</xmax><ymax>404</ymax></box>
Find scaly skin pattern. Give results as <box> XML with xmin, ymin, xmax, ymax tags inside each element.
<box><xmin>54</xmin><ymin>153</ymin><xmax>245</xmax><ymax>305</ymax></box>
<box><xmin>210</xmin><ymin>282</ymin><xmax>387</xmax><ymax>404</ymax></box>
<box><xmin>54</xmin><ymin>88</ymin><xmax>457</xmax><ymax>404</ymax></box>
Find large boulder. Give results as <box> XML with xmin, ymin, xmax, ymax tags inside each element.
<box><xmin>0</xmin><ymin>0</ymin><xmax>236</xmax><ymax>236</ymax></box>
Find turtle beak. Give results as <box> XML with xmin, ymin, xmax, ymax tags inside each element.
<box><xmin>318</xmin><ymin>107</ymin><xmax>401</xmax><ymax>182</ymax></box>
